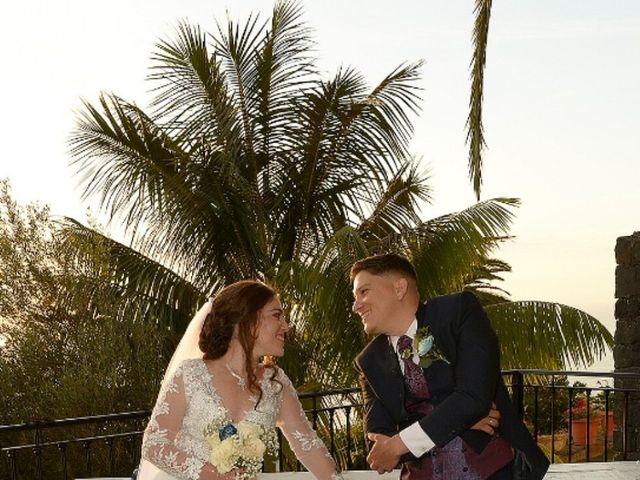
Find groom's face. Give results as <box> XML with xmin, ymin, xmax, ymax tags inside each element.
<box><xmin>352</xmin><ymin>270</ymin><xmax>402</xmax><ymax>335</ymax></box>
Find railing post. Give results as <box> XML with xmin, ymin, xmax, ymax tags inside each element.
<box><xmin>511</xmin><ymin>371</ymin><xmax>524</xmax><ymax>418</ymax></box>
<box><xmin>106</xmin><ymin>437</ymin><xmax>115</xmax><ymax>474</ymax></box>
<box><xmin>567</xmin><ymin>386</ymin><xmax>574</xmax><ymax>462</ymax></box>
<box><xmin>83</xmin><ymin>440</ymin><xmax>92</xmax><ymax>476</ymax></box>
<box><xmin>7</xmin><ymin>450</ymin><xmax>17</xmax><ymax>480</ymax></box>
<box><xmin>58</xmin><ymin>442</ymin><xmax>69</xmax><ymax>480</ymax></box>
<box><xmin>345</xmin><ymin>405</ymin><xmax>352</xmax><ymax>471</ymax></box>
<box><xmin>604</xmin><ymin>390</ymin><xmax>611</xmax><ymax>462</ymax></box>
<box><xmin>329</xmin><ymin>409</ymin><xmax>335</xmax><ymax>457</ymax></box>
<box><xmin>33</xmin><ymin>444</ymin><xmax>43</xmax><ymax>480</ymax></box>
<box><xmin>532</xmin><ymin>386</ymin><xmax>539</xmax><ymax>442</ymax></box>
<box><xmin>550</xmin><ymin>377</ymin><xmax>556</xmax><ymax>463</ymax></box>
<box><xmin>34</xmin><ymin>424</ymin><xmax>43</xmax><ymax>480</ymax></box>
<box><xmin>585</xmin><ymin>388</ymin><xmax>592</xmax><ymax>461</ymax></box>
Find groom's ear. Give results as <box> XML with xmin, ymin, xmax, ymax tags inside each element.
<box><xmin>394</xmin><ymin>277</ymin><xmax>409</xmax><ymax>299</ymax></box>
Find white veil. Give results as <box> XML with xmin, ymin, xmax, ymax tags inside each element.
<box><xmin>160</xmin><ymin>299</ymin><xmax>213</xmax><ymax>386</ymax></box>
<box><xmin>138</xmin><ymin>300</ymin><xmax>213</xmax><ymax>479</ymax></box>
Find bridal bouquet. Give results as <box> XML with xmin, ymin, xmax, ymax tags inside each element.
<box><xmin>205</xmin><ymin>419</ymin><xmax>278</xmax><ymax>479</ymax></box>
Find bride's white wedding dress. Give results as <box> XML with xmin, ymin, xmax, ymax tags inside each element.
<box><xmin>138</xmin><ymin>359</ymin><xmax>342</xmax><ymax>480</ymax></box>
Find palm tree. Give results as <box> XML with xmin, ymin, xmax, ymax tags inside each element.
<box><xmin>65</xmin><ymin>0</ymin><xmax>610</xmax><ymax>391</ymax></box>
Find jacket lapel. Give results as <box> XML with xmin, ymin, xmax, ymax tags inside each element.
<box><xmin>363</xmin><ymin>335</ymin><xmax>407</xmax><ymax>422</ymax></box>
<box><xmin>415</xmin><ymin>302</ymin><xmax>433</xmax><ymax>378</ymax></box>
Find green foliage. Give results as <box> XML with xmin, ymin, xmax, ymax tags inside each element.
<box><xmin>0</xmin><ymin>179</ymin><xmax>161</xmax><ymax>478</ymax></box>
<box><xmin>0</xmin><ymin>179</ymin><xmax>163</xmax><ymax>421</ymax></box>
<box><xmin>486</xmin><ymin>301</ymin><xmax>612</xmax><ymax>370</ymax></box>
<box><xmin>521</xmin><ymin>376</ymin><xmax>571</xmax><ymax>436</ymax></box>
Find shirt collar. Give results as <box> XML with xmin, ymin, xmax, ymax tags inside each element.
<box><xmin>389</xmin><ymin>318</ymin><xmax>418</xmax><ymax>354</ymax></box>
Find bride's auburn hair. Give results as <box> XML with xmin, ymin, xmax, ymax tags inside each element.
<box><xmin>199</xmin><ymin>279</ymin><xmax>279</xmax><ymax>395</ymax></box>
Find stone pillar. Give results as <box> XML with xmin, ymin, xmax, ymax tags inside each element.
<box><xmin>614</xmin><ymin>231</ymin><xmax>640</xmax><ymax>460</ymax></box>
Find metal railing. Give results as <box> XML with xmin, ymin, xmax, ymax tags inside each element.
<box><xmin>0</xmin><ymin>388</ymin><xmax>363</xmax><ymax>480</ymax></box>
<box><xmin>1</xmin><ymin>411</ymin><xmax>150</xmax><ymax>480</ymax></box>
<box><xmin>505</xmin><ymin>369</ymin><xmax>640</xmax><ymax>464</ymax></box>
<box><xmin>2</xmin><ymin>370</ymin><xmax>639</xmax><ymax>479</ymax></box>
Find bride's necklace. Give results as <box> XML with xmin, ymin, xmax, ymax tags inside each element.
<box><xmin>225</xmin><ymin>363</ymin><xmax>246</xmax><ymax>390</ymax></box>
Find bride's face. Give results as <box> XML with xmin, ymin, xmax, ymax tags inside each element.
<box><xmin>253</xmin><ymin>296</ymin><xmax>289</xmax><ymax>358</ymax></box>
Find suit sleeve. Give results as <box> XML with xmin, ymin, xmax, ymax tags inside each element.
<box><xmin>355</xmin><ymin>360</ymin><xmax>428</xmax><ymax>463</ymax></box>
<box><xmin>417</xmin><ymin>291</ymin><xmax>501</xmax><ymax>448</ymax></box>
<box><xmin>355</xmin><ymin>362</ymin><xmax>398</xmax><ymax>442</ymax></box>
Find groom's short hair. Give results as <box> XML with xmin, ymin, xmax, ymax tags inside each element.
<box><xmin>350</xmin><ymin>253</ymin><xmax>418</xmax><ymax>283</ymax></box>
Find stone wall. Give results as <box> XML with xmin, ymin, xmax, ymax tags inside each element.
<box><xmin>614</xmin><ymin>231</ymin><xmax>640</xmax><ymax>460</ymax></box>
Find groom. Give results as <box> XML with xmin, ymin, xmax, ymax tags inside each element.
<box><xmin>352</xmin><ymin>253</ymin><xmax>549</xmax><ymax>479</ymax></box>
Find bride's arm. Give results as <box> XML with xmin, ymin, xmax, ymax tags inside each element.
<box><xmin>141</xmin><ymin>363</ymin><xmax>233</xmax><ymax>480</ymax></box>
<box><xmin>276</xmin><ymin>370</ymin><xmax>343</xmax><ymax>480</ymax></box>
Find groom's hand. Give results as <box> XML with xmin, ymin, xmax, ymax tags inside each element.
<box><xmin>471</xmin><ymin>402</ymin><xmax>501</xmax><ymax>435</ymax></box>
<box><xmin>366</xmin><ymin>433</ymin><xmax>408</xmax><ymax>474</ymax></box>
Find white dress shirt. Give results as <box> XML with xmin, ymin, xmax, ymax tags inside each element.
<box><xmin>389</xmin><ymin>319</ymin><xmax>436</xmax><ymax>458</ymax></box>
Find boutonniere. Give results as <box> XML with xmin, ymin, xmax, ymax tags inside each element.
<box><xmin>400</xmin><ymin>326</ymin><xmax>449</xmax><ymax>368</ymax></box>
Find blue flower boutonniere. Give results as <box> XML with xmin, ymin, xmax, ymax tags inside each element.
<box><xmin>400</xmin><ymin>326</ymin><xmax>449</xmax><ymax>368</ymax></box>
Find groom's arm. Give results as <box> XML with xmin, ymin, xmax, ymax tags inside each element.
<box><xmin>355</xmin><ymin>367</ymin><xmax>399</xmax><ymax>442</ymax></box>
<box><xmin>417</xmin><ymin>291</ymin><xmax>501</xmax><ymax>451</ymax></box>
<box><xmin>355</xmin><ymin>366</ymin><xmax>417</xmax><ymax>472</ymax></box>
<box><xmin>357</xmin><ymin>368</ymin><xmax>499</xmax><ymax>469</ymax></box>
<box><xmin>355</xmin><ymin>361</ymin><xmax>432</xmax><ymax>463</ymax></box>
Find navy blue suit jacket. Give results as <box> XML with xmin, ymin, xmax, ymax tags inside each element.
<box><xmin>355</xmin><ymin>291</ymin><xmax>549</xmax><ymax>479</ymax></box>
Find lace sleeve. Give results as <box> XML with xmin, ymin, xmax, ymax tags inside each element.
<box><xmin>141</xmin><ymin>362</ymin><xmax>210</xmax><ymax>479</ymax></box>
<box><xmin>275</xmin><ymin>370</ymin><xmax>343</xmax><ymax>480</ymax></box>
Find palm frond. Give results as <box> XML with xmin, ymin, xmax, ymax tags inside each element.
<box><xmin>69</xmin><ymin>93</ymin><xmax>193</xmax><ymax>230</ymax></box>
<box><xmin>358</xmin><ymin>162</ymin><xmax>433</xmax><ymax>243</ymax></box>
<box><xmin>462</xmin><ymin>257</ymin><xmax>512</xmax><ymax>304</ymax></box>
<box><xmin>288</xmin><ymin>228</ymin><xmax>370</xmax><ymax>387</ymax></box>
<box><xmin>212</xmin><ymin>6</ymin><xmax>267</xmax><ymax>164</ymax></box>
<box><xmin>55</xmin><ymin>218</ymin><xmax>206</xmax><ymax>340</ymax></box>
<box><xmin>467</xmin><ymin>0</ymin><xmax>493</xmax><ymax>200</ymax></box>
<box><xmin>486</xmin><ymin>301</ymin><xmax>613</xmax><ymax>370</ymax></box>
<box><xmin>384</xmin><ymin>198</ymin><xmax>518</xmax><ymax>297</ymax></box>
<box><xmin>253</xmin><ymin>0</ymin><xmax>316</xmax><ymax>163</ymax></box>
<box><xmin>149</xmin><ymin>21</ymin><xmax>242</xmax><ymax>150</ymax></box>
<box><xmin>269</xmin><ymin>62</ymin><xmax>424</xmax><ymax>261</ymax></box>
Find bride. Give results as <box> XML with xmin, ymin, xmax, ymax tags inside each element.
<box><xmin>137</xmin><ymin>280</ymin><xmax>343</xmax><ymax>480</ymax></box>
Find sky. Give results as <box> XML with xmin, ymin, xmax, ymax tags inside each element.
<box><xmin>1</xmin><ymin>1</ymin><xmax>639</xmax><ymax>373</ymax></box>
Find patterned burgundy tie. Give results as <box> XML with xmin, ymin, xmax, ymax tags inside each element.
<box><xmin>397</xmin><ymin>335</ymin><xmax>430</xmax><ymax>399</ymax></box>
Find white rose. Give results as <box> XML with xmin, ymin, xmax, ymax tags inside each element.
<box><xmin>206</xmin><ymin>433</ymin><xmax>221</xmax><ymax>450</ymax></box>
<box><xmin>237</xmin><ymin>421</ymin><xmax>262</xmax><ymax>438</ymax></box>
<box><xmin>210</xmin><ymin>438</ymin><xmax>238</xmax><ymax>473</ymax></box>
<box><xmin>243</xmin><ymin>436</ymin><xmax>266</xmax><ymax>460</ymax></box>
